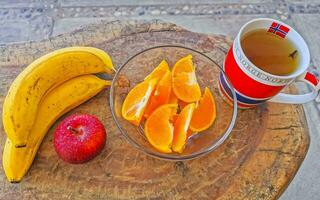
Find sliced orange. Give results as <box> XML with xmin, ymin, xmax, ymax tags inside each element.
<box><xmin>178</xmin><ymin>100</ymin><xmax>188</xmax><ymax>110</ymax></box>
<box><xmin>168</xmin><ymin>90</ymin><xmax>178</xmax><ymax>104</ymax></box>
<box><xmin>171</xmin><ymin>114</ymin><xmax>178</xmax><ymax>124</ymax></box>
<box><xmin>144</xmin><ymin>60</ymin><xmax>169</xmax><ymax>81</ymax></box>
<box><xmin>144</xmin><ymin>70</ymin><xmax>172</xmax><ymax>118</ymax></box>
<box><xmin>122</xmin><ymin>78</ymin><xmax>158</xmax><ymax>126</ymax></box>
<box><xmin>145</xmin><ymin>104</ymin><xmax>178</xmax><ymax>153</ymax></box>
<box><xmin>190</xmin><ymin>87</ymin><xmax>216</xmax><ymax>132</ymax></box>
<box><xmin>172</xmin><ymin>55</ymin><xmax>201</xmax><ymax>103</ymax></box>
<box><xmin>172</xmin><ymin>103</ymin><xmax>195</xmax><ymax>153</ymax></box>
<box><xmin>187</xmin><ymin>129</ymin><xmax>193</xmax><ymax>139</ymax></box>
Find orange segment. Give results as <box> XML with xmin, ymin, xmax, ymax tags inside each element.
<box><xmin>190</xmin><ymin>87</ymin><xmax>216</xmax><ymax>132</ymax></box>
<box><xmin>172</xmin><ymin>55</ymin><xmax>201</xmax><ymax>103</ymax></box>
<box><xmin>122</xmin><ymin>78</ymin><xmax>158</xmax><ymax>126</ymax></box>
<box><xmin>145</xmin><ymin>104</ymin><xmax>178</xmax><ymax>153</ymax></box>
<box><xmin>144</xmin><ymin>60</ymin><xmax>169</xmax><ymax>81</ymax></box>
<box><xmin>168</xmin><ymin>91</ymin><xmax>178</xmax><ymax>104</ymax></box>
<box><xmin>178</xmin><ymin>100</ymin><xmax>188</xmax><ymax>110</ymax></box>
<box><xmin>144</xmin><ymin>70</ymin><xmax>172</xmax><ymax>117</ymax></box>
<box><xmin>171</xmin><ymin>114</ymin><xmax>178</xmax><ymax>124</ymax></box>
<box><xmin>187</xmin><ymin>129</ymin><xmax>193</xmax><ymax>139</ymax></box>
<box><xmin>172</xmin><ymin>103</ymin><xmax>195</xmax><ymax>153</ymax></box>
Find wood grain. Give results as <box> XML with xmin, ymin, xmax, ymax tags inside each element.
<box><xmin>0</xmin><ymin>20</ymin><xmax>309</xmax><ymax>200</ymax></box>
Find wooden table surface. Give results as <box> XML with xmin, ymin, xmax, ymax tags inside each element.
<box><xmin>0</xmin><ymin>20</ymin><xmax>309</xmax><ymax>200</ymax></box>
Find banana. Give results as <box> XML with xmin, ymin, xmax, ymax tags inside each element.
<box><xmin>2</xmin><ymin>47</ymin><xmax>114</xmax><ymax>147</ymax></box>
<box><xmin>3</xmin><ymin>75</ymin><xmax>110</xmax><ymax>182</ymax></box>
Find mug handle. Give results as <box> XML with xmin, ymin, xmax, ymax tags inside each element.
<box><xmin>269</xmin><ymin>71</ymin><xmax>320</xmax><ymax>104</ymax></box>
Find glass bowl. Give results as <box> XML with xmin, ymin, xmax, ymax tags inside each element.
<box><xmin>110</xmin><ymin>45</ymin><xmax>237</xmax><ymax>161</ymax></box>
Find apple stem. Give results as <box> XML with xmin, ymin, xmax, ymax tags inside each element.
<box><xmin>67</xmin><ymin>126</ymin><xmax>79</xmax><ymax>135</ymax></box>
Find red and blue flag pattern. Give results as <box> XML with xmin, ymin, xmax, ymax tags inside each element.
<box><xmin>268</xmin><ymin>22</ymin><xmax>290</xmax><ymax>38</ymax></box>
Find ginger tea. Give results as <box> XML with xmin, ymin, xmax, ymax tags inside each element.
<box><xmin>241</xmin><ymin>28</ymin><xmax>300</xmax><ymax>76</ymax></box>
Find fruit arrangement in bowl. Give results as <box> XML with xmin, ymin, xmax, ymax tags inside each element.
<box><xmin>121</xmin><ymin>55</ymin><xmax>217</xmax><ymax>153</ymax></box>
<box><xmin>110</xmin><ymin>45</ymin><xmax>237</xmax><ymax>161</ymax></box>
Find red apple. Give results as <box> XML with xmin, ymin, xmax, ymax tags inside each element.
<box><xmin>54</xmin><ymin>114</ymin><xmax>106</xmax><ymax>164</ymax></box>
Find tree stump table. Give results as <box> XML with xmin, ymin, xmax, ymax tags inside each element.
<box><xmin>0</xmin><ymin>20</ymin><xmax>309</xmax><ymax>200</ymax></box>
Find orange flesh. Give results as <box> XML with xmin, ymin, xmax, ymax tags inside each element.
<box><xmin>187</xmin><ymin>129</ymin><xmax>193</xmax><ymax>139</ymax></box>
<box><xmin>121</xmin><ymin>78</ymin><xmax>158</xmax><ymax>126</ymax></box>
<box><xmin>168</xmin><ymin>91</ymin><xmax>178</xmax><ymax>104</ymax></box>
<box><xmin>172</xmin><ymin>103</ymin><xmax>195</xmax><ymax>153</ymax></box>
<box><xmin>144</xmin><ymin>70</ymin><xmax>172</xmax><ymax>117</ymax></box>
<box><xmin>178</xmin><ymin>100</ymin><xmax>188</xmax><ymax>110</ymax></box>
<box><xmin>190</xmin><ymin>87</ymin><xmax>216</xmax><ymax>132</ymax></box>
<box><xmin>145</xmin><ymin>104</ymin><xmax>178</xmax><ymax>153</ymax></box>
<box><xmin>123</xmin><ymin>56</ymin><xmax>217</xmax><ymax>154</ymax></box>
<box><xmin>144</xmin><ymin>60</ymin><xmax>169</xmax><ymax>81</ymax></box>
<box><xmin>172</xmin><ymin>55</ymin><xmax>201</xmax><ymax>103</ymax></box>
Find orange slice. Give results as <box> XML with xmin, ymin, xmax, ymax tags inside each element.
<box><xmin>190</xmin><ymin>87</ymin><xmax>216</xmax><ymax>132</ymax></box>
<box><xmin>187</xmin><ymin>129</ymin><xmax>193</xmax><ymax>139</ymax></box>
<box><xmin>144</xmin><ymin>70</ymin><xmax>172</xmax><ymax>117</ymax></box>
<box><xmin>172</xmin><ymin>55</ymin><xmax>201</xmax><ymax>103</ymax></box>
<box><xmin>144</xmin><ymin>60</ymin><xmax>169</xmax><ymax>81</ymax></box>
<box><xmin>178</xmin><ymin>100</ymin><xmax>188</xmax><ymax>110</ymax></box>
<box><xmin>145</xmin><ymin>104</ymin><xmax>178</xmax><ymax>153</ymax></box>
<box><xmin>168</xmin><ymin>91</ymin><xmax>178</xmax><ymax>104</ymax></box>
<box><xmin>172</xmin><ymin>103</ymin><xmax>195</xmax><ymax>153</ymax></box>
<box><xmin>171</xmin><ymin>114</ymin><xmax>178</xmax><ymax>124</ymax></box>
<box><xmin>122</xmin><ymin>78</ymin><xmax>158</xmax><ymax>126</ymax></box>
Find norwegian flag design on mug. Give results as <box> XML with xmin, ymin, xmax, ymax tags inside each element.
<box><xmin>219</xmin><ymin>18</ymin><xmax>320</xmax><ymax>109</ymax></box>
<box><xmin>268</xmin><ymin>22</ymin><xmax>290</xmax><ymax>38</ymax></box>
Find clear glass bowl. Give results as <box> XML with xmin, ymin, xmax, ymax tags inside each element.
<box><xmin>110</xmin><ymin>45</ymin><xmax>237</xmax><ymax>161</ymax></box>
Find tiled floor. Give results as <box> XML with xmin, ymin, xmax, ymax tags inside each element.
<box><xmin>1</xmin><ymin>0</ymin><xmax>320</xmax><ymax>199</ymax></box>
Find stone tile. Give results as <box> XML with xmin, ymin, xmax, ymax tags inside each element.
<box><xmin>56</xmin><ymin>3</ymin><xmax>278</xmax><ymax>19</ymax></box>
<box><xmin>0</xmin><ymin>20</ymin><xmax>29</xmax><ymax>43</ymax></box>
<box><xmin>286</xmin><ymin>0</ymin><xmax>320</xmax><ymax>3</ymax></box>
<box><xmin>29</xmin><ymin>15</ymin><xmax>54</xmax><ymax>41</ymax></box>
<box><xmin>60</xmin><ymin>0</ymin><xmax>273</xmax><ymax>7</ymax></box>
<box><xmin>288</xmin><ymin>2</ymin><xmax>320</xmax><ymax>14</ymax></box>
<box><xmin>0</xmin><ymin>0</ymin><xmax>58</xmax><ymax>8</ymax></box>
<box><xmin>290</xmin><ymin>14</ymin><xmax>320</xmax><ymax>68</ymax></box>
<box><xmin>0</xmin><ymin>7</ymin><xmax>52</xmax><ymax>21</ymax></box>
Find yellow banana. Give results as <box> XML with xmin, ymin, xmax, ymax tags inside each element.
<box><xmin>2</xmin><ymin>47</ymin><xmax>114</xmax><ymax>147</ymax></box>
<box><xmin>3</xmin><ymin>75</ymin><xmax>110</xmax><ymax>182</ymax></box>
